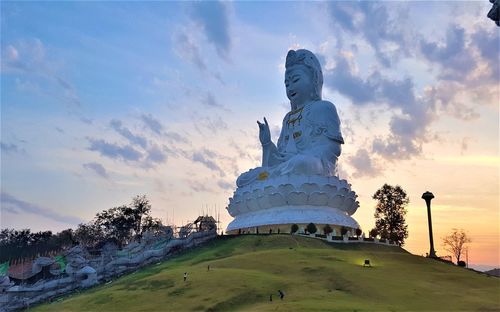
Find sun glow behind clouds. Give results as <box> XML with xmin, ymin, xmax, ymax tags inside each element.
<box><xmin>1</xmin><ymin>1</ymin><xmax>498</xmax><ymax>268</ymax></box>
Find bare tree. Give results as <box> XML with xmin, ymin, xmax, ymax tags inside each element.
<box><xmin>442</xmin><ymin>229</ymin><xmax>471</xmax><ymax>264</ymax></box>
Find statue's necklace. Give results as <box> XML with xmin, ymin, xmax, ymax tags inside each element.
<box><xmin>287</xmin><ymin>106</ymin><xmax>304</xmax><ymax>128</ymax></box>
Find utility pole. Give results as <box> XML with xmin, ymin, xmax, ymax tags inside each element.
<box><xmin>422</xmin><ymin>191</ymin><xmax>437</xmax><ymax>258</ymax></box>
<box><xmin>465</xmin><ymin>247</ymin><xmax>469</xmax><ymax>268</ymax></box>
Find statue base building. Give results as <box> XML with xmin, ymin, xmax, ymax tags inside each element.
<box><xmin>226</xmin><ymin>175</ymin><xmax>359</xmax><ymax>234</ymax></box>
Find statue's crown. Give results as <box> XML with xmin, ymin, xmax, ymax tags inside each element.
<box><xmin>285</xmin><ymin>49</ymin><xmax>322</xmax><ymax>74</ymax></box>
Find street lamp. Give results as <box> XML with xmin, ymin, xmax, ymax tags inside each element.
<box><xmin>422</xmin><ymin>191</ymin><xmax>437</xmax><ymax>258</ymax></box>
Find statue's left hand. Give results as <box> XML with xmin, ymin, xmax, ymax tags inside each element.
<box><xmin>257</xmin><ymin>117</ymin><xmax>271</xmax><ymax>146</ymax></box>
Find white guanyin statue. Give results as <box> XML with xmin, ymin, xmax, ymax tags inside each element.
<box><xmin>226</xmin><ymin>49</ymin><xmax>359</xmax><ymax>234</ymax></box>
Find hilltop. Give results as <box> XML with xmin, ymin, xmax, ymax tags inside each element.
<box><xmin>33</xmin><ymin>235</ymin><xmax>500</xmax><ymax>311</ymax></box>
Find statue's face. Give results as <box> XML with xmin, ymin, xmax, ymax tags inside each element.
<box><xmin>285</xmin><ymin>65</ymin><xmax>315</xmax><ymax>108</ymax></box>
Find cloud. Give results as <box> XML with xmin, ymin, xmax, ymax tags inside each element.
<box><xmin>185</xmin><ymin>179</ymin><xmax>216</xmax><ymax>193</ymax></box>
<box><xmin>88</xmin><ymin>138</ymin><xmax>142</xmax><ymax>162</ymax></box>
<box><xmin>1</xmin><ymin>38</ymin><xmax>81</xmax><ymax>107</ymax></box>
<box><xmin>372</xmin><ymin>135</ymin><xmax>422</xmax><ymax>160</ymax></box>
<box><xmin>325</xmin><ymin>55</ymin><xmax>378</xmax><ymax>104</ymax></box>
<box><xmin>141</xmin><ymin>113</ymin><xmax>163</xmax><ymax>135</ymax></box>
<box><xmin>140</xmin><ymin>113</ymin><xmax>189</xmax><ymax>144</ymax></box>
<box><xmin>191</xmin><ymin>148</ymin><xmax>225</xmax><ymax>176</ymax></box>
<box><xmin>173</xmin><ymin>31</ymin><xmax>207</xmax><ymax>71</ymax></box>
<box><xmin>110</xmin><ymin>119</ymin><xmax>148</xmax><ymax>149</ymax></box>
<box><xmin>460</xmin><ymin>137</ymin><xmax>473</xmax><ymax>155</ymax></box>
<box><xmin>165</xmin><ymin>131</ymin><xmax>190</xmax><ymax>144</ymax></box>
<box><xmin>196</xmin><ymin>114</ymin><xmax>228</xmax><ymax>135</ymax></box>
<box><xmin>228</xmin><ymin>139</ymin><xmax>257</xmax><ymax>162</ymax></box>
<box><xmin>328</xmin><ymin>2</ymin><xmax>408</xmax><ymax>67</ymax></box>
<box><xmin>1</xmin><ymin>191</ymin><xmax>84</xmax><ymax>225</ymax></box>
<box><xmin>1</xmin><ymin>142</ymin><xmax>20</xmax><ymax>154</ymax></box>
<box><xmin>80</xmin><ymin>116</ymin><xmax>93</xmax><ymax>124</ymax></box>
<box><xmin>202</xmin><ymin>92</ymin><xmax>229</xmax><ymax>111</ymax></box>
<box><xmin>323</xmin><ymin>52</ymin><xmax>436</xmax><ymax>160</ymax></box>
<box><xmin>83</xmin><ymin>162</ymin><xmax>109</xmax><ymax>179</ymax></box>
<box><xmin>172</xmin><ymin>30</ymin><xmax>225</xmax><ymax>82</ymax></box>
<box><xmin>419</xmin><ymin>25</ymin><xmax>476</xmax><ymax>81</ymax></box>
<box><xmin>217</xmin><ymin>179</ymin><xmax>233</xmax><ymax>190</ymax></box>
<box><xmin>190</xmin><ymin>1</ymin><xmax>231</xmax><ymax>60</ymax></box>
<box><xmin>145</xmin><ymin>145</ymin><xmax>168</xmax><ymax>166</ymax></box>
<box><xmin>1</xmin><ymin>39</ymin><xmax>44</xmax><ymax>74</ymax></box>
<box><xmin>470</xmin><ymin>28</ymin><xmax>500</xmax><ymax>82</ymax></box>
<box><xmin>348</xmin><ymin>148</ymin><xmax>382</xmax><ymax>178</ymax></box>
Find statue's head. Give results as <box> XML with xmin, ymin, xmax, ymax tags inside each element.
<box><xmin>285</xmin><ymin>49</ymin><xmax>323</xmax><ymax>107</ymax></box>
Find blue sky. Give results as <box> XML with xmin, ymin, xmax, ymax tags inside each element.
<box><xmin>1</xmin><ymin>1</ymin><xmax>498</xmax><ymax>269</ymax></box>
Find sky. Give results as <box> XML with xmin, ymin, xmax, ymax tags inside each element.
<box><xmin>1</xmin><ymin>1</ymin><xmax>498</xmax><ymax>271</ymax></box>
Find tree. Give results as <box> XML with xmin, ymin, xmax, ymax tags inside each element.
<box><xmin>95</xmin><ymin>205</ymin><xmax>137</xmax><ymax>245</ymax></box>
<box><xmin>74</xmin><ymin>222</ymin><xmax>104</xmax><ymax>247</ymax></box>
<box><xmin>373</xmin><ymin>184</ymin><xmax>409</xmax><ymax>246</ymax></box>
<box><xmin>442</xmin><ymin>229</ymin><xmax>471</xmax><ymax>264</ymax></box>
<box><xmin>130</xmin><ymin>195</ymin><xmax>152</xmax><ymax>237</ymax></box>
<box><xmin>340</xmin><ymin>227</ymin><xmax>348</xmax><ymax>236</ymax></box>
<box><xmin>369</xmin><ymin>228</ymin><xmax>378</xmax><ymax>238</ymax></box>
<box><xmin>355</xmin><ymin>228</ymin><xmax>362</xmax><ymax>238</ymax></box>
<box><xmin>141</xmin><ymin>215</ymin><xmax>163</xmax><ymax>234</ymax></box>
<box><xmin>291</xmin><ymin>224</ymin><xmax>299</xmax><ymax>234</ymax></box>
<box><xmin>323</xmin><ymin>224</ymin><xmax>333</xmax><ymax>235</ymax></box>
<box><xmin>92</xmin><ymin>195</ymin><xmax>157</xmax><ymax>245</ymax></box>
<box><xmin>306</xmin><ymin>223</ymin><xmax>317</xmax><ymax>234</ymax></box>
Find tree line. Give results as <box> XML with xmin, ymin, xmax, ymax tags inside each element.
<box><xmin>0</xmin><ymin>195</ymin><xmax>163</xmax><ymax>263</ymax></box>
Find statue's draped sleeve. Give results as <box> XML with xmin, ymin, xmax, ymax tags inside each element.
<box><xmin>276</xmin><ymin>112</ymin><xmax>289</xmax><ymax>153</ymax></box>
<box><xmin>307</xmin><ymin>101</ymin><xmax>344</xmax><ymax>145</ymax></box>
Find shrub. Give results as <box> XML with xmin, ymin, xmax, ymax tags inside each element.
<box><xmin>340</xmin><ymin>227</ymin><xmax>348</xmax><ymax>236</ymax></box>
<box><xmin>355</xmin><ymin>228</ymin><xmax>362</xmax><ymax>237</ymax></box>
<box><xmin>306</xmin><ymin>223</ymin><xmax>317</xmax><ymax>234</ymax></box>
<box><xmin>457</xmin><ymin>261</ymin><xmax>466</xmax><ymax>267</ymax></box>
<box><xmin>323</xmin><ymin>224</ymin><xmax>333</xmax><ymax>235</ymax></box>
<box><xmin>291</xmin><ymin>224</ymin><xmax>299</xmax><ymax>234</ymax></box>
<box><xmin>369</xmin><ymin>228</ymin><xmax>378</xmax><ymax>238</ymax></box>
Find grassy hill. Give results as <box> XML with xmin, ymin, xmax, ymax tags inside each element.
<box><xmin>33</xmin><ymin>235</ymin><xmax>500</xmax><ymax>311</ymax></box>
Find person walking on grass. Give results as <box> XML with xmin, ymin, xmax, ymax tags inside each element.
<box><xmin>278</xmin><ymin>290</ymin><xmax>285</xmax><ymax>300</ymax></box>
<box><xmin>184</xmin><ymin>272</ymin><xmax>188</xmax><ymax>282</ymax></box>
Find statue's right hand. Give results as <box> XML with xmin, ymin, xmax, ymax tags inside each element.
<box><xmin>257</xmin><ymin>117</ymin><xmax>271</xmax><ymax>146</ymax></box>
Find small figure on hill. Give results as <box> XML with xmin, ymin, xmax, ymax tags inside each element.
<box><xmin>269</xmin><ymin>294</ymin><xmax>273</xmax><ymax>302</ymax></box>
<box><xmin>278</xmin><ymin>290</ymin><xmax>285</xmax><ymax>300</ymax></box>
<box><xmin>183</xmin><ymin>272</ymin><xmax>188</xmax><ymax>282</ymax></box>
<box><xmin>269</xmin><ymin>229</ymin><xmax>272</xmax><ymax>234</ymax></box>
<box><xmin>278</xmin><ymin>228</ymin><xmax>280</xmax><ymax>234</ymax></box>
<box><xmin>207</xmin><ymin>265</ymin><xmax>210</xmax><ymax>271</ymax></box>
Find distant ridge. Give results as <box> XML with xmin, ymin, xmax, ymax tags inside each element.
<box><xmin>484</xmin><ymin>268</ymin><xmax>500</xmax><ymax>277</ymax></box>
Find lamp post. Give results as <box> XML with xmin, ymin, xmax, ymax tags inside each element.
<box><xmin>422</xmin><ymin>191</ymin><xmax>437</xmax><ymax>258</ymax></box>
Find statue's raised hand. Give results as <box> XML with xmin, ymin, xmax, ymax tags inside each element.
<box><xmin>257</xmin><ymin>117</ymin><xmax>271</xmax><ymax>146</ymax></box>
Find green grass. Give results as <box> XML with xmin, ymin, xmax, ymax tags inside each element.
<box><xmin>33</xmin><ymin>235</ymin><xmax>500</xmax><ymax>311</ymax></box>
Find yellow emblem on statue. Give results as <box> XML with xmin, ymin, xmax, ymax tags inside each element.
<box><xmin>258</xmin><ymin>171</ymin><xmax>269</xmax><ymax>180</ymax></box>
